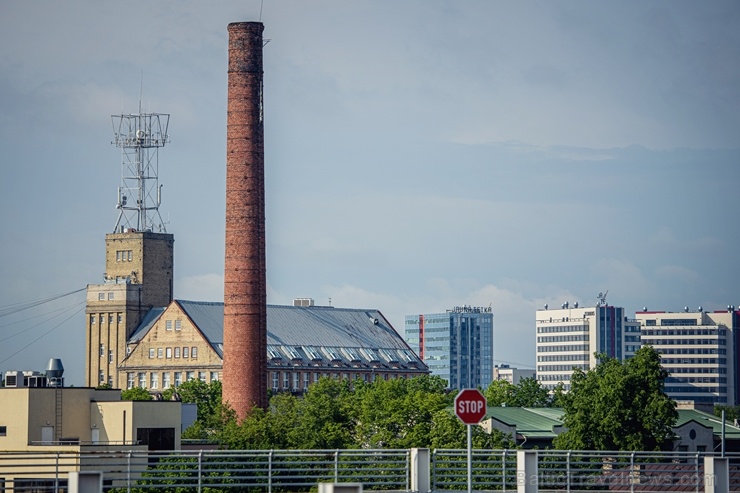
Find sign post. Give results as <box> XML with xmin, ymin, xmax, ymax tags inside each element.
<box><xmin>455</xmin><ymin>388</ymin><xmax>487</xmax><ymax>493</ymax></box>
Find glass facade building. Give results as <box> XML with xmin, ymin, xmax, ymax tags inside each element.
<box><xmin>404</xmin><ymin>306</ymin><xmax>493</xmax><ymax>390</ymax></box>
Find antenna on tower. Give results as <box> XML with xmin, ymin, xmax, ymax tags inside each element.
<box><xmin>596</xmin><ymin>290</ymin><xmax>609</xmax><ymax>307</ymax></box>
<box><xmin>111</xmin><ymin>85</ymin><xmax>170</xmax><ymax>233</ymax></box>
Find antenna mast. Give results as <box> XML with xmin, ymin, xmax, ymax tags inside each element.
<box><xmin>111</xmin><ymin>102</ymin><xmax>170</xmax><ymax>233</ymax></box>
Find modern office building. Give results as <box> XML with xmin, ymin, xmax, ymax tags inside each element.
<box><xmin>404</xmin><ymin>305</ymin><xmax>493</xmax><ymax>390</ymax></box>
<box><xmin>636</xmin><ymin>307</ymin><xmax>740</xmax><ymax>406</ymax></box>
<box><xmin>535</xmin><ymin>301</ymin><xmax>640</xmax><ymax>391</ymax></box>
<box><xmin>493</xmin><ymin>364</ymin><xmax>536</xmax><ymax>385</ymax></box>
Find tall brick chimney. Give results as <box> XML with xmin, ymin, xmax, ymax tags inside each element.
<box><xmin>223</xmin><ymin>21</ymin><xmax>268</xmax><ymax>418</ymax></box>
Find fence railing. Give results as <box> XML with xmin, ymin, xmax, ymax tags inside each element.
<box><xmin>1</xmin><ymin>448</ymin><xmax>740</xmax><ymax>492</ymax></box>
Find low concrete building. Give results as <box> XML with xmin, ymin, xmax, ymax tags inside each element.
<box><xmin>0</xmin><ymin>386</ymin><xmax>181</xmax><ymax>491</ymax></box>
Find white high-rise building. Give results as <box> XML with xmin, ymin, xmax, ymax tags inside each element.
<box><xmin>636</xmin><ymin>307</ymin><xmax>739</xmax><ymax>406</ymax></box>
<box><xmin>535</xmin><ymin>302</ymin><xmax>641</xmax><ymax>391</ymax></box>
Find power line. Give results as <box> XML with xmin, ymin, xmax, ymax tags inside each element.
<box><xmin>0</xmin><ymin>299</ymin><xmax>86</xmax><ymax>343</ymax></box>
<box><xmin>0</xmin><ymin>304</ymin><xmax>85</xmax><ymax>366</ymax></box>
<box><xmin>0</xmin><ymin>287</ymin><xmax>86</xmax><ymax>318</ymax></box>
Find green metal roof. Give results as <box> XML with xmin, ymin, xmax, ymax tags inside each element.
<box><xmin>486</xmin><ymin>407</ymin><xmax>564</xmax><ymax>438</ymax></box>
<box><xmin>675</xmin><ymin>409</ymin><xmax>740</xmax><ymax>438</ymax></box>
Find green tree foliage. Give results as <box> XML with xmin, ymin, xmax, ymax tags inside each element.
<box><xmin>484</xmin><ymin>379</ymin><xmax>515</xmax><ymax>407</ymax></box>
<box><xmin>95</xmin><ymin>382</ymin><xmax>113</xmax><ymax>390</ymax></box>
<box><xmin>213</xmin><ymin>374</ymin><xmax>510</xmax><ymax>450</ymax></box>
<box><xmin>163</xmin><ymin>380</ymin><xmax>233</xmax><ymax>439</ymax></box>
<box><xmin>121</xmin><ymin>386</ymin><xmax>153</xmax><ymax>401</ymax></box>
<box><xmin>714</xmin><ymin>405</ymin><xmax>740</xmax><ymax>422</ymax></box>
<box><xmin>484</xmin><ymin>377</ymin><xmax>552</xmax><ymax>407</ymax></box>
<box><xmin>553</xmin><ymin>346</ymin><xmax>678</xmax><ymax>451</ymax></box>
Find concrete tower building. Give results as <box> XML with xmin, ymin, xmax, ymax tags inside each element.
<box><xmin>535</xmin><ymin>301</ymin><xmax>641</xmax><ymax>391</ymax></box>
<box><xmin>636</xmin><ymin>307</ymin><xmax>740</xmax><ymax>406</ymax></box>
<box><xmin>222</xmin><ymin>21</ymin><xmax>268</xmax><ymax>418</ymax></box>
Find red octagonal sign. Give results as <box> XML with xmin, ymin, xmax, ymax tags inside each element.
<box><xmin>455</xmin><ymin>388</ymin><xmax>487</xmax><ymax>424</ymax></box>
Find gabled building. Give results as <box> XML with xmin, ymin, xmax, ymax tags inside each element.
<box><xmin>116</xmin><ymin>300</ymin><xmax>428</xmax><ymax>393</ymax></box>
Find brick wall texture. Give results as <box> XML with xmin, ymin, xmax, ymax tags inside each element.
<box><xmin>223</xmin><ymin>21</ymin><xmax>268</xmax><ymax>418</ymax></box>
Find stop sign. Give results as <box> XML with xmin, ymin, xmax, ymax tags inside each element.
<box><xmin>455</xmin><ymin>388</ymin><xmax>487</xmax><ymax>424</ymax></box>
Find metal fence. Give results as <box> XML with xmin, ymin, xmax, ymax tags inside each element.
<box><xmin>1</xmin><ymin>449</ymin><xmax>740</xmax><ymax>492</ymax></box>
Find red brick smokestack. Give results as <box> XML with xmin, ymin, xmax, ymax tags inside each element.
<box><xmin>223</xmin><ymin>21</ymin><xmax>268</xmax><ymax>419</ymax></box>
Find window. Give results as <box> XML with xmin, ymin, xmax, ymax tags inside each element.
<box><xmin>149</xmin><ymin>348</ymin><xmax>155</xmax><ymax>359</ymax></box>
<box><xmin>116</xmin><ymin>251</ymin><xmax>121</xmax><ymax>262</ymax></box>
<box><xmin>272</xmin><ymin>372</ymin><xmax>279</xmax><ymax>388</ymax></box>
<box><xmin>210</xmin><ymin>372</ymin><xmax>219</xmax><ymax>382</ymax></box>
<box><xmin>91</xmin><ymin>315</ymin><xmax>96</xmax><ymax>325</ymax></box>
<box><xmin>108</xmin><ymin>292</ymin><xmax>114</xmax><ymax>301</ymax></box>
<box><xmin>157</xmin><ymin>348</ymin><xmax>163</xmax><ymax>358</ymax></box>
<box><xmin>163</xmin><ymin>372</ymin><xmax>171</xmax><ymax>389</ymax></box>
<box><xmin>191</xmin><ymin>347</ymin><xmax>198</xmax><ymax>359</ymax></box>
<box><xmin>127</xmin><ymin>251</ymin><xmax>132</xmax><ymax>261</ymax></box>
<box><xmin>198</xmin><ymin>372</ymin><xmax>206</xmax><ymax>382</ymax></box>
<box><xmin>293</xmin><ymin>372</ymin><xmax>299</xmax><ymax>390</ymax></box>
<box><xmin>175</xmin><ymin>320</ymin><xmax>182</xmax><ymax>331</ymax></box>
<box><xmin>118</xmin><ymin>313</ymin><xmax>123</xmax><ymax>323</ymax></box>
<box><xmin>108</xmin><ymin>350</ymin><xmax>113</xmax><ymax>363</ymax></box>
<box><xmin>108</xmin><ymin>314</ymin><xmax>114</xmax><ymax>324</ymax></box>
<box><xmin>138</xmin><ymin>372</ymin><xmax>146</xmax><ymax>388</ymax></box>
<box><xmin>99</xmin><ymin>371</ymin><xmax>104</xmax><ymax>383</ymax></box>
<box><xmin>186</xmin><ymin>371</ymin><xmax>195</xmax><ymax>381</ymax></box>
<box><xmin>174</xmin><ymin>347</ymin><xmax>180</xmax><ymax>358</ymax></box>
<box><xmin>174</xmin><ymin>372</ymin><xmax>183</xmax><ymax>387</ymax></box>
<box><xmin>166</xmin><ymin>347</ymin><xmax>172</xmax><ymax>358</ymax></box>
<box><xmin>127</xmin><ymin>373</ymin><xmax>135</xmax><ymax>389</ymax></box>
<box><xmin>303</xmin><ymin>373</ymin><xmax>310</xmax><ymax>390</ymax></box>
<box><xmin>150</xmin><ymin>373</ymin><xmax>159</xmax><ymax>389</ymax></box>
<box><xmin>166</xmin><ymin>320</ymin><xmax>172</xmax><ymax>331</ymax></box>
<box><xmin>183</xmin><ymin>347</ymin><xmax>189</xmax><ymax>358</ymax></box>
<box><xmin>98</xmin><ymin>293</ymin><xmax>105</xmax><ymax>301</ymax></box>
<box><xmin>0</xmin><ymin>426</ymin><xmax>6</xmax><ymax>436</ymax></box>
<box><xmin>100</xmin><ymin>344</ymin><xmax>104</xmax><ymax>357</ymax></box>
<box><xmin>283</xmin><ymin>372</ymin><xmax>289</xmax><ymax>389</ymax></box>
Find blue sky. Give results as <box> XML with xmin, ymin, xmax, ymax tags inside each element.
<box><xmin>1</xmin><ymin>1</ymin><xmax>738</xmax><ymax>384</ymax></box>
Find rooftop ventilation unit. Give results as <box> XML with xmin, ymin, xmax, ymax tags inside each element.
<box><xmin>293</xmin><ymin>298</ymin><xmax>314</xmax><ymax>307</ymax></box>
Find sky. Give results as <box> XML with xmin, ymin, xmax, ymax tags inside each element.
<box><xmin>1</xmin><ymin>1</ymin><xmax>739</xmax><ymax>386</ymax></box>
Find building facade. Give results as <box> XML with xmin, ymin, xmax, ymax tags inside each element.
<box><xmin>493</xmin><ymin>365</ymin><xmax>536</xmax><ymax>385</ymax></box>
<box><xmin>636</xmin><ymin>307</ymin><xmax>740</xmax><ymax>406</ymax></box>
<box><xmin>535</xmin><ymin>303</ymin><xmax>640</xmax><ymax>391</ymax></box>
<box><xmin>116</xmin><ymin>300</ymin><xmax>427</xmax><ymax>393</ymax></box>
<box><xmin>404</xmin><ymin>306</ymin><xmax>493</xmax><ymax>390</ymax></box>
<box><xmin>85</xmin><ymin>230</ymin><xmax>174</xmax><ymax>388</ymax></box>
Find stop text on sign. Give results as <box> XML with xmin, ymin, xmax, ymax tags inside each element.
<box><xmin>457</xmin><ymin>399</ymin><xmax>485</xmax><ymax>414</ymax></box>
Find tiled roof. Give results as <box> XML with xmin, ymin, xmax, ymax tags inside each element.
<box><xmin>132</xmin><ymin>301</ymin><xmax>427</xmax><ymax>372</ymax></box>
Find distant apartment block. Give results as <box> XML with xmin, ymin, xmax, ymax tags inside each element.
<box><xmin>636</xmin><ymin>307</ymin><xmax>740</xmax><ymax>406</ymax></box>
<box><xmin>535</xmin><ymin>302</ymin><xmax>640</xmax><ymax>391</ymax></box>
<box><xmin>493</xmin><ymin>364</ymin><xmax>536</xmax><ymax>385</ymax></box>
<box><xmin>404</xmin><ymin>306</ymin><xmax>494</xmax><ymax>390</ymax></box>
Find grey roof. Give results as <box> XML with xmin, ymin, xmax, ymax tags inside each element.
<box><xmin>129</xmin><ymin>307</ymin><xmax>166</xmax><ymax>343</ymax></box>
<box><xmin>131</xmin><ymin>300</ymin><xmax>427</xmax><ymax>372</ymax></box>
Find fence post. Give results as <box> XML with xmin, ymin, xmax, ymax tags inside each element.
<box><xmin>630</xmin><ymin>452</ymin><xmax>635</xmax><ymax>493</ymax></box>
<box><xmin>335</xmin><ymin>450</ymin><xmax>340</xmax><ymax>483</ymax></box>
<box><xmin>197</xmin><ymin>451</ymin><xmax>202</xmax><ymax>493</ymax></box>
<box><xmin>704</xmin><ymin>456</ymin><xmax>729</xmax><ymax>493</ymax></box>
<box><xmin>695</xmin><ymin>452</ymin><xmax>700</xmax><ymax>493</ymax></box>
<box><xmin>502</xmin><ymin>449</ymin><xmax>507</xmax><ymax>492</ymax></box>
<box><xmin>566</xmin><ymin>451</ymin><xmax>571</xmax><ymax>493</ymax></box>
<box><xmin>516</xmin><ymin>450</ymin><xmax>537</xmax><ymax>493</ymax></box>
<box><xmin>127</xmin><ymin>451</ymin><xmax>132</xmax><ymax>493</ymax></box>
<box><xmin>269</xmin><ymin>450</ymin><xmax>274</xmax><ymax>493</ymax></box>
<box><xmin>410</xmin><ymin>448</ymin><xmax>430</xmax><ymax>493</ymax></box>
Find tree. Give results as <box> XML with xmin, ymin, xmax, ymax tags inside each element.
<box><xmin>121</xmin><ymin>386</ymin><xmax>153</xmax><ymax>401</ymax></box>
<box><xmin>484</xmin><ymin>379</ymin><xmax>515</xmax><ymax>407</ymax></box>
<box><xmin>509</xmin><ymin>377</ymin><xmax>550</xmax><ymax>407</ymax></box>
<box><xmin>553</xmin><ymin>346</ymin><xmax>677</xmax><ymax>451</ymax></box>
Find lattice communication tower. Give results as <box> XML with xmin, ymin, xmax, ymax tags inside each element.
<box><xmin>111</xmin><ymin>108</ymin><xmax>170</xmax><ymax>233</ymax></box>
